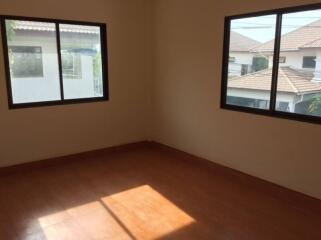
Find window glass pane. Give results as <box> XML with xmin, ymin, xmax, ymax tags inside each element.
<box><xmin>302</xmin><ymin>56</ymin><xmax>316</xmax><ymax>68</ymax></box>
<box><xmin>9</xmin><ymin>46</ymin><xmax>44</xmax><ymax>78</ymax></box>
<box><xmin>59</xmin><ymin>24</ymin><xmax>103</xmax><ymax>100</ymax></box>
<box><xmin>276</xmin><ymin>9</ymin><xmax>321</xmax><ymax>117</ymax></box>
<box><xmin>5</xmin><ymin>20</ymin><xmax>61</xmax><ymax>104</ymax></box>
<box><xmin>226</xmin><ymin>15</ymin><xmax>277</xmax><ymax>109</ymax></box>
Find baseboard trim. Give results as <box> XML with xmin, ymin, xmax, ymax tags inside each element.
<box><xmin>0</xmin><ymin>141</ymin><xmax>152</xmax><ymax>176</ymax></box>
<box><xmin>0</xmin><ymin>140</ymin><xmax>319</xmax><ymax>215</ymax></box>
<box><xmin>148</xmin><ymin>141</ymin><xmax>321</xmax><ymax>215</ymax></box>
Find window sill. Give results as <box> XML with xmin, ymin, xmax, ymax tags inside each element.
<box><xmin>220</xmin><ymin>103</ymin><xmax>321</xmax><ymax>125</ymax></box>
<box><xmin>9</xmin><ymin>96</ymin><xmax>109</xmax><ymax>109</ymax></box>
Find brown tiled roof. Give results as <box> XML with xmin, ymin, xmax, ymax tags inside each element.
<box><xmin>301</xmin><ymin>37</ymin><xmax>321</xmax><ymax>48</ymax></box>
<box><xmin>253</xmin><ymin>19</ymin><xmax>321</xmax><ymax>52</ymax></box>
<box><xmin>230</xmin><ymin>31</ymin><xmax>260</xmax><ymax>52</ymax></box>
<box><xmin>228</xmin><ymin>67</ymin><xmax>321</xmax><ymax>94</ymax></box>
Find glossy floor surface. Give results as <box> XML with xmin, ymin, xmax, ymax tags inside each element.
<box><xmin>0</xmin><ymin>144</ymin><xmax>320</xmax><ymax>239</ymax></box>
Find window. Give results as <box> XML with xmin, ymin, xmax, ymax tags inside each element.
<box><xmin>279</xmin><ymin>56</ymin><xmax>286</xmax><ymax>63</ymax></box>
<box><xmin>225</xmin><ymin>14</ymin><xmax>277</xmax><ymax>110</ymax></box>
<box><xmin>241</xmin><ymin>64</ymin><xmax>249</xmax><ymax>75</ymax></box>
<box><xmin>302</xmin><ymin>56</ymin><xmax>316</xmax><ymax>68</ymax></box>
<box><xmin>9</xmin><ymin>46</ymin><xmax>44</xmax><ymax>78</ymax></box>
<box><xmin>229</xmin><ymin>56</ymin><xmax>236</xmax><ymax>62</ymax></box>
<box><xmin>61</xmin><ymin>51</ymin><xmax>82</xmax><ymax>79</ymax></box>
<box><xmin>221</xmin><ymin>3</ymin><xmax>321</xmax><ymax>124</ymax></box>
<box><xmin>1</xmin><ymin>16</ymin><xmax>108</xmax><ymax>108</ymax></box>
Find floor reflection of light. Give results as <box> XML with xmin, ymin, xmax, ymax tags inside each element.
<box><xmin>38</xmin><ymin>185</ymin><xmax>195</xmax><ymax>240</ymax></box>
<box><xmin>102</xmin><ymin>185</ymin><xmax>195</xmax><ymax>240</ymax></box>
<box><xmin>38</xmin><ymin>201</ymin><xmax>131</xmax><ymax>239</ymax></box>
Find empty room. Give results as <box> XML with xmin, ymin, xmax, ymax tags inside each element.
<box><xmin>0</xmin><ymin>0</ymin><xmax>321</xmax><ymax>239</ymax></box>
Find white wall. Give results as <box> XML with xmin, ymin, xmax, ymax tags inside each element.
<box><xmin>227</xmin><ymin>88</ymin><xmax>271</xmax><ymax>100</ymax></box>
<box><xmin>10</xmin><ymin>32</ymin><xmax>101</xmax><ymax>103</ymax></box>
<box><xmin>10</xmin><ymin>33</ymin><xmax>62</xmax><ymax>103</ymax></box>
<box><xmin>63</xmin><ymin>55</ymin><xmax>97</xmax><ymax>99</ymax></box>
<box><xmin>268</xmin><ymin>49</ymin><xmax>321</xmax><ymax>69</ymax></box>
<box><xmin>231</xmin><ymin>52</ymin><xmax>253</xmax><ymax>65</ymax></box>
<box><xmin>1</xmin><ymin>0</ymin><xmax>321</xmax><ymax>201</ymax></box>
<box><xmin>153</xmin><ymin>0</ymin><xmax>321</xmax><ymax>200</ymax></box>
<box><xmin>227</xmin><ymin>88</ymin><xmax>296</xmax><ymax>110</ymax></box>
<box><xmin>0</xmin><ymin>0</ymin><xmax>154</xmax><ymax>167</ymax></box>
<box><xmin>229</xmin><ymin>52</ymin><xmax>254</xmax><ymax>76</ymax></box>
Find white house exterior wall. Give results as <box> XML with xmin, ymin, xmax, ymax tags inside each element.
<box><xmin>228</xmin><ymin>88</ymin><xmax>297</xmax><ymax>110</ymax></box>
<box><xmin>9</xmin><ymin>31</ymin><xmax>97</xmax><ymax>104</ymax></box>
<box><xmin>268</xmin><ymin>49</ymin><xmax>321</xmax><ymax>70</ymax></box>
<box><xmin>10</xmin><ymin>33</ymin><xmax>62</xmax><ymax>103</ymax></box>
<box><xmin>63</xmin><ymin>55</ymin><xmax>94</xmax><ymax>99</ymax></box>
<box><xmin>229</xmin><ymin>52</ymin><xmax>254</xmax><ymax>76</ymax></box>
<box><xmin>227</xmin><ymin>88</ymin><xmax>271</xmax><ymax>101</ymax></box>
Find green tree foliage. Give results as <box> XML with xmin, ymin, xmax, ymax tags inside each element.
<box><xmin>6</xmin><ymin>20</ymin><xmax>16</xmax><ymax>68</ymax></box>
<box><xmin>252</xmin><ymin>57</ymin><xmax>268</xmax><ymax>72</ymax></box>
<box><xmin>308</xmin><ymin>94</ymin><xmax>321</xmax><ymax>116</ymax></box>
<box><xmin>6</xmin><ymin>20</ymin><xmax>16</xmax><ymax>41</ymax></box>
<box><xmin>93</xmin><ymin>52</ymin><xmax>101</xmax><ymax>79</ymax></box>
<box><xmin>93</xmin><ymin>52</ymin><xmax>103</xmax><ymax>94</ymax></box>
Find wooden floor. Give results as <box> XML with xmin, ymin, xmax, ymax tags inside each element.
<box><xmin>0</xmin><ymin>143</ymin><xmax>320</xmax><ymax>240</ymax></box>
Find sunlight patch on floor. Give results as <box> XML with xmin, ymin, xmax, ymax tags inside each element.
<box><xmin>102</xmin><ymin>185</ymin><xmax>195</xmax><ymax>240</ymax></box>
<box><xmin>38</xmin><ymin>201</ymin><xmax>131</xmax><ymax>239</ymax></box>
<box><xmin>37</xmin><ymin>185</ymin><xmax>195</xmax><ymax>240</ymax></box>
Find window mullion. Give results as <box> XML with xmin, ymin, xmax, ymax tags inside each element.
<box><xmin>55</xmin><ymin>22</ymin><xmax>65</xmax><ymax>101</ymax></box>
<box><xmin>100</xmin><ymin>25</ymin><xmax>108</xmax><ymax>100</ymax></box>
<box><xmin>269</xmin><ymin>13</ymin><xmax>283</xmax><ymax>112</ymax></box>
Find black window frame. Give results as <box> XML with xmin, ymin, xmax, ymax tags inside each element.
<box><xmin>221</xmin><ymin>2</ymin><xmax>321</xmax><ymax>125</ymax></box>
<box><xmin>0</xmin><ymin>15</ymin><xmax>109</xmax><ymax>109</ymax></box>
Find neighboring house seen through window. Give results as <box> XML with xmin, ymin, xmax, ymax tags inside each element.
<box><xmin>221</xmin><ymin>4</ymin><xmax>321</xmax><ymax>124</ymax></box>
<box><xmin>229</xmin><ymin>56</ymin><xmax>236</xmax><ymax>62</ymax></box>
<box><xmin>9</xmin><ymin>46</ymin><xmax>44</xmax><ymax>78</ymax></box>
<box><xmin>1</xmin><ymin>16</ymin><xmax>108</xmax><ymax>108</ymax></box>
<box><xmin>279</xmin><ymin>56</ymin><xmax>286</xmax><ymax>63</ymax></box>
<box><xmin>61</xmin><ymin>51</ymin><xmax>82</xmax><ymax>79</ymax></box>
<box><xmin>241</xmin><ymin>64</ymin><xmax>249</xmax><ymax>75</ymax></box>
